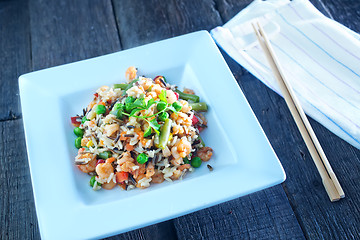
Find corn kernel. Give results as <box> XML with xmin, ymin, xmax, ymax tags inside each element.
<box><xmin>86</xmin><ymin>140</ymin><xmax>94</xmax><ymax>148</ymax></box>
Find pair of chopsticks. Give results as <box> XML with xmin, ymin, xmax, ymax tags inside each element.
<box><xmin>252</xmin><ymin>22</ymin><xmax>345</xmax><ymax>202</ymax></box>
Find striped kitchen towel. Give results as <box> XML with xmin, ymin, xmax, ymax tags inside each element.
<box><xmin>211</xmin><ymin>0</ymin><xmax>360</xmax><ymax>149</ymax></box>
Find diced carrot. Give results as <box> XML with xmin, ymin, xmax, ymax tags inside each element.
<box><xmin>120</xmin><ymin>131</ymin><xmax>127</xmax><ymax>141</ymax></box>
<box><xmin>116</xmin><ymin>172</ymin><xmax>129</xmax><ymax>183</ymax></box>
<box><xmin>125</xmin><ymin>144</ymin><xmax>134</xmax><ymax>151</ymax></box>
<box><xmin>98</xmin><ymin>101</ymin><xmax>106</xmax><ymax>106</ymax></box>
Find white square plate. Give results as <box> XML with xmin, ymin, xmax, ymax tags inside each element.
<box><xmin>19</xmin><ymin>31</ymin><xmax>285</xmax><ymax>240</ymax></box>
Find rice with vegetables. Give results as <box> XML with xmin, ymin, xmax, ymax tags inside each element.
<box><xmin>71</xmin><ymin>67</ymin><xmax>213</xmax><ymax>191</ymax></box>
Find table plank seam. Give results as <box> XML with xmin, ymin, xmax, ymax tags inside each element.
<box><xmin>110</xmin><ymin>0</ymin><xmax>124</xmax><ymax>50</ymax></box>
<box><xmin>281</xmin><ymin>183</ymin><xmax>310</xmax><ymax>239</ymax></box>
<box><xmin>0</xmin><ymin>115</ymin><xmax>22</xmax><ymax>123</ymax></box>
<box><xmin>212</xmin><ymin>0</ymin><xmax>226</xmax><ymax>24</ymax></box>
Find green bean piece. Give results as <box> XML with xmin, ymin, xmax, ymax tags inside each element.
<box><xmin>98</xmin><ymin>151</ymin><xmax>112</xmax><ymax>160</ymax></box>
<box><xmin>158</xmin><ymin>118</ymin><xmax>172</xmax><ymax>149</ymax></box>
<box><xmin>183</xmin><ymin>157</ymin><xmax>190</xmax><ymax>164</ymax></box>
<box><xmin>122</xmin><ymin>79</ymin><xmax>139</xmax><ymax>96</ymax></box>
<box><xmin>198</xmin><ymin>135</ymin><xmax>205</xmax><ymax>147</ymax></box>
<box><xmin>113</xmin><ymin>83</ymin><xmax>128</xmax><ymax>90</ymax></box>
<box><xmin>191</xmin><ymin>157</ymin><xmax>202</xmax><ymax>168</ymax></box>
<box><xmin>189</xmin><ymin>102</ymin><xmax>208</xmax><ymax>112</ymax></box>
<box><xmin>90</xmin><ymin>176</ymin><xmax>101</xmax><ymax>187</ymax></box>
<box><xmin>175</xmin><ymin>89</ymin><xmax>200</xmax><ymax>103</ymax></box>
<box><xmin>75</xmin><ymin>137</ymin><xmax>82</xmax><ymax>149</ymax></box>
<box><xmin>74</xmin><ymin>127</ymin><xmax>84</xmax><ymax>137</ymax></box>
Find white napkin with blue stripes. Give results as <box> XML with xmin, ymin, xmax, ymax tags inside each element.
<box><xmin>211</xmin><ymin>0</ymin><xmax>360</xmax><ymax>149</ymax></box>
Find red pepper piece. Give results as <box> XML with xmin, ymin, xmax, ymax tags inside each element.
<box><xmin>192</xmin><ymin>115</ymin><xmax>199</xmax><ymax>125</ymax></box>
<box><xmin>96</xmin><ymin>159</ymin><xmax>105</xmax><ymax>166</ymax></box>
<box><xmin>71</xmin><ymin>116</ymin><xmax>81</xmax><ymax>127</ymax></box>
<box><xmin>174</xmin><ymin>92</ymin><xmax>179</xmax><ymax>100</ymax></box>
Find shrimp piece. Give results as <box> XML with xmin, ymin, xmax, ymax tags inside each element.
<box><xmin>81</xmin><ymin>137</ymin><xmax>90</xmax><ymax>147</ymax></box>
<box><xmin>180</xmin><ymin>100</ymin><xmax>191</xmax><ymax>113</ymax></box>
<box><xmin>120</xmin><ymin>161</ymin><xmax>137</xmax><ymax>173</ymax></box>
<box><xmin>135</xmin><ymin>174</ymin><xmax>151</xmax><ymax>189</ymax></box>
<box><xmin>166</xmin><ymin>90</ymin><xmax>177</xmax><ymax>104</ymax></box>
<box><xmin>176</xmin><ymin>137</ymin><xmax>191</xmax><ymax>158</ymax></box>
<box><xmin>95</xmin><ymin>159</ymin><xmax>114</xmax><ymax>180</ymax></box>
<box><xmin>146</xmin><ymin>162</ymin><xmax>155</xmax><ymax>178</ymax></box>
<box><xmin>76</xmin><ymin>152</ymin><xmax>97</xmax><ymax>173</ymax></box>
<box><xmin>152</xmin><ymin>84</ymin><xmax>163</xmax><ymax>96</ymax></box>
<box><xmin>173</xmin><ymin>112</ymin><xmax>192</xmax><ymax>126</ymax></box>
<box><xmin>172</xmin><ymin>124</ymin><xmax>185</xmax><ymax>135</ymax></box>
<box><xmin>145</xmin><ymin>91</ymin><xmax>157</xmax><ymax>100</ymax></box>
<box><xmin>142</xmin><ymin>79</ymin><xmax>153</xmax><ymax>91</ymax></box>
<box><xmin>196</xmin><ymin>147</ymin><xmax>213</xmax><ymax>162</ymax></box>
<box><xmin>125</xmin><ymin>66</ymin><xmax>137</xmax><ymax>82</ymax></box>
<box><xmin>171</xmin><ymin>158</ymin><xmax>182</xmax><ymax>166</ymax></box>
<box><xmin>87</xmin><ymin>119</ymin><xmax>96</xmax><ymax>128</ymax></box>
<box><xmin>117</xmin><ymin>152</ymin><xmax>135</xmax><ymax>165</ymax></box>
<box><xmin>133</xmin><ymin>162</ymin><xmax>146</xmax><ymax>179</ymax></box>
<box><xmin>171</xmin><ymin>146</ymin><xmax>182</xmax><ymax>163</ymax></box>
<box><xmin>97</xmin><ymin>85</ymin><xmax>110</xmax><ymax>93</ymax></box>
<box><xmin>170</xmin><ymin>169</ymin><xmax>181</xmax><ymax>180</ymax></box>
<box><xmin>178</xmin><ymin>164</ymin><xmax>191</xmax><ymax>171</ymax></box>
<box><xmin>104</xmin><ymin>123</ymin><xmax>120</xmax><ymax>137</ymax></box>
<box><xmin>102</xmin><ymin>180</ymin><xmax>116</xmax><ymax>190</ymax></box>
<box><xmin>152</xmin><ymin>169</ymin><xmax>165</xmax><ymax>184</ymax></box>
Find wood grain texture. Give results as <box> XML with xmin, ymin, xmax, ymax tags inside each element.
<box><xmin>104</xmin><ymin>220</ymin><xmax>178</xmax><ymax>240</ymax></box>
<box><xmin>2</xmin><ymin>0</ymin><xmax>359</xmax><ymax>239</ymax></box>
<box><xmin>175</xmin><ymin>185</ymin><xmax>304</xmax><ymax>240</ymax></box>
<box><xmin>112</xmin><ymin>1</ymin><xmax>304</xmax><ymax>240</ymax></box>
<box><xmin>0</xmin><ymin>119</ymin><xmax>40</xmax><ymax>239</ymax></box>
<box><xmin>0</xmin><ymin>0</ymin><xmax>31</xmax><ymax>121</ymax></box>
<box><xmin>29</xmin><ymin>0</ymin><xmax>121</xmax><ymax>71</ymax></box>
<box><xmin>214</xmin><ymin>1</ymin><xmax>360</xmax><ymax>238</ymax></box>
<box><xmin>314</xmin><ymin>0</ymin><xmax>360</xmax><ymax>33</ymax></box>
<box><xmin>112</xmin><ymin>0</ymin><xmax>223</xmax><ymax>49</ymax></box>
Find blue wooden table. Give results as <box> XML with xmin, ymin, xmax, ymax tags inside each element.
<box><xmin>1</xmin><ymin>0</ymin><xmax>359</xmax><ymax>239</ymax></box>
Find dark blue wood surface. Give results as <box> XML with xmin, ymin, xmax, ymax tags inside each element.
<box><xmin>1</xmin><ymin>0</ymin><xmax>359</xmax><ymax>239</ymax></box>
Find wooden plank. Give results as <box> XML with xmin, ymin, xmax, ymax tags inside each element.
<box><xmin>0</xmin><ymin>119</ymin><xmax>40</xmax><ymax>239</ymax></box>
<box><xmin>213</xmin><ymin>0</ymin><xmax>360</xmax><ymax>238</ymax></box>
<box><xmin>29</xmin><ymin>0</ymin><xmax>121</xmax><ymax>71</ymax></box>
<box><xmin>112</xmin><ymin>0</ymin><xmax>223</xmax><ymax>49</ymax></box>
<box><xmin>175</xmin><ymin>185</ymin><xmax>305</xmax><ymax>240</ymax></box>
<box><xmin>104</xmin><ymin>220</ymin><xmax>178</xmax><ymax>240</ymax></box>
<box><xmin>0</xmin><ymin>0</ymin><xmax>31</xmax><ymax>120</ymax></box>
<box><xmin>113</xmin><ymin>1</ymin><xmax>305</xmax><ymax>239</ymax></box>
<box><xmin>28</xmin><ymin>1</ymin><xmax>179</xmax><ymax>239</ymax></box>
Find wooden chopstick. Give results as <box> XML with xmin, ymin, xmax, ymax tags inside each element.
<box><xmin>252</xmin><ymin>22</ymin><xmax>345</xmax><ymax>202</ymax></box>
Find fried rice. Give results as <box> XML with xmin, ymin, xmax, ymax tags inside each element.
<box><xmin>71</xmin><ymin>67</ymin><xmax>213</xmax><ymax>191</ymax></box>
